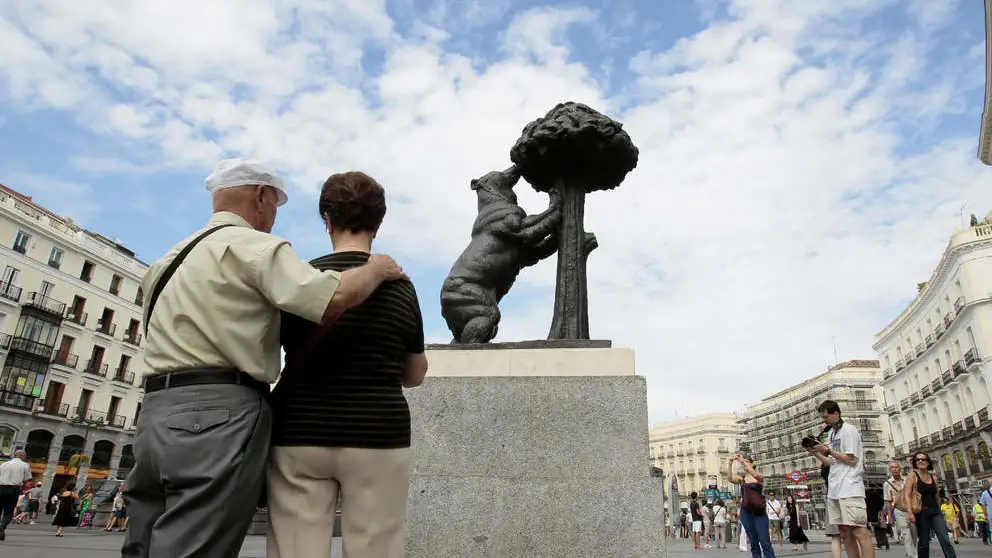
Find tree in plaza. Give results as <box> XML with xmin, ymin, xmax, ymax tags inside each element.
<box><xmin>509</xmin><ymin>101</ymin><xmax>639</xmax><ymax>339</ymax></box>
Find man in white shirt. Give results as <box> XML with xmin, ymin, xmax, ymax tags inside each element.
<box><xmin>766</xmin><ymin>491</ymin><xmax>785</xmax><ymax>549</ymax></box>
<box><xmin>0</xmin><ymin>450</ymin><xmax>33</xmax><ymax>541</ymax></box>
<box><xmin>883</xmin><ymin>461</ymin><xmax>916</xmax><ymax>558</ymax></box>
<box><xmin>808</xmin><ymin>400</ymin><xmax>874</xmax><ymax>558</ymax></box>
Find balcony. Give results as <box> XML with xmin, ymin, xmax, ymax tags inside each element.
<box><xmin>123</xmin><ymin>332</ymin><xmax>142</xmax><ymax>347</ymax></box>
<box><xmin>908</xmin><ymin>440</ymin><xmax>919</xmax><ymax>452</ymax></box>
<box><xmin>883</xmin><ymin>368</ymin><xmax>893</xmax><ymax>379</ymax></box>
<box><xmin>83</xmin><ymin>361</ymin><xmax>108</xmax><ymax>377</ymax></box>
<box><xmin>697</xmin><ymin>448</ymin><xmax>706</xmax><ymax>454</ymax></box>
<box><xmin>919</xmin><ymin>435</ymin><xmax>930</xmax><ymax>447</ymax></box>
<box><xmin>35</xmin><ymin>402</ymin><xmax>69</xmax><ymax>418</ymax></box>
<box><xmin>944</xmin><ymin>312</ymin><xmax>954</xmax><ymax>328</ymax></box>
<box><xmin>965</xmin><ymin>348</ymin><xmax>981</xmax><ymax>366</ymax></box>
<box><xmin>915</xmin><ymin>344</ymin><xmax>925</xmax><ymax>357</ymax></box>
<box><xmin>931</xmin><ymin>431</ymin><xmax>943</xmax><ymax>443</ymax></box>
<box><xmin>942</xmin><ymin>369</ymin><xmax>954</xmax><ymax>384</ymax></box>
<box><xmin>9</xmin><ymin>336</ymin><xmax>55</xmax><ymax>360</ymax></box>
<box><xmin>910</xmin><ymin>392</ymin><xmax>922</xmax><ymax>405</ymax></box>
<box><xmin>935</xmin><ymin>323</ymin><xmax>946</xmax><ymax>337</ymax></box>
<box><xmin>966</xmin><ymin>416</ymin><xmax>977</xmax><ymax>430</ymax></box>
<box><xmin>51</xmin><ymin>352</ymin><xmax>79</xmax><ymax>369</ymax></box>
<box><xmin>885</xmin><ymin>404</ymin><xmax>899</xmax><ymax>415</ymax></box>
<box><xmin>953</xmin><ymin>360</ymin><xmax>968</xmax><ymax>377</ymax></box>
<box><xmin>717</xmin><ymin>446</ymin><xmax>730</xmax><ymax>453</ymax></box>
<box><xmin>906</xmin><ymin>353</ymin><xmax>916</xmax><ymax>364</ymax></box>
<box><xmin>921</xmin><ymin>385</ymin><xmax>933</xmax><ymax>400</ymax></box>
<box><xmin>0</xmin><ymin>390</ymin><xmax>35</xmax><ymax>411</ymax></box>
<box><xmin>942</xmin><ymin>426</ymin><xmax>953</xmax><ymax>440</ymax></box>
<box><xmin>895</xmin><ymin>359</ymin><xmax>906</xmax><ymax>371</ymax></box>
<box><xmin>853</xmin><ymin>400</ymin><xmax>878</xmax><ymax>411</ymax></box>
<box><xmin>22</xmin><ymin>292</ymin><xmax>66</xmax><ymax>317</ymax></box>
<box><xmin>980</xmin><ymin>407</ymin><xmax>990</xmax><ymax>423</ymax></box>
<box><xmin>65</xmin><ymin>311</ymin><xmax>87</xmax><ymax>327</ymax></box>
<box><xmin>954</xmin><ymin>296</ymin><xmax>966</xmax><ymax>313</ymax></box>
<box><xmin>95</xmin><ymin>321</ymin><xmax>116</xmax><ymax>337</ymax></box>
<box><xmin>112</xmin><ymin>368</ymin><xmax>134</xmax><ymax>384</ymax></box>
<box><xmin>108</xmin><ymin>414</ymin><xmax>126</xmax><ymax>428</ymax></box>
<box><xmin>931</xmin><ymin>377</ymin><xmax>944</xmax><ymax>393</ymax></box>
<box><xmin>900</xmin><ymin>397</ymin><xmax>911</xmax><ymax>409</ymax></box>
<box><xmin>0</xmin><ymin>333</ymin><xmax>9</xmax><ymax>350</ymax></box>
<box><xmin>83</xmin><ymin>409</ymin><xmax>107</xmax><ymax>424</ymax></box>
<box><xmin>0</xmin><ymin>282</ymin><xmax>21</xmax><ymax>303</ymax></box>
<box><xmin>926</xmin><ymin>334</ymin><xmax>935</xmax><ymax>348</ymax></box>
<box><xmin>954</xmin><ymin>421</ymin><xmax>966</xmax><ymax>436</ymax></box>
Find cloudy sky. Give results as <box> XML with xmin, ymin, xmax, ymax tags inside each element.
<box><xmin>1</xmin><ymin>0</ymin><xmax>990</xmax><ymax>424</ymax></box>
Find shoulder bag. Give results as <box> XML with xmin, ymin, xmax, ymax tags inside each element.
<box><xmin>741</xmin><ymin>483</ymin><xmax>766</xmax><ymax>515</ymax></box>
<box><xmin>143</xmin><ymin>224</ymin><xmax>234</xmax><ymax>335</ymax></box>
<box><xmin>902</xmin><ymin>471</ymin><xmax>923</xmax><ymax>514</ymax></box>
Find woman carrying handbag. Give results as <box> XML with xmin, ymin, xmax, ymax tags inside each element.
<box><xmin>729</xmin><ymin>453</ymin><xmax>775</xmax><ymax>558</ymax></box>
<box><xmin>901</xmin><ymin>452</ymin><xmax>957</xmax><ymax>558</ymax></box>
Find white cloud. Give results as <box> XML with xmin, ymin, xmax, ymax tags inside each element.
<box><xmin>0</xmin><ymin>0</ymin><xmax>989</xmax><ymax>424</ymax></box>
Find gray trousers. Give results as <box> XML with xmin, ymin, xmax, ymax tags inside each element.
<box><xmin>121</xmin><ymin>383</ymin><xmax>271</xmax><ymax>558</ymax></box>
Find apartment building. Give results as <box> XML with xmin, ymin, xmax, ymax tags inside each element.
<box><xmin>0</xmin><ymin>184</ymin><xmax>147</xmax><ymax>499</ymax></box>
<box><xmin>738</xmin><ymin>360</ymin><xmax>893</xmax><ymax>527</ymax></box>
<box><xmin>649</xmin><ymin>412</ymin><xmax>743</xmax><ymax>497</ymax></box>
<box><xmin>875</xmin><ymin>214</ymin><xmax>992</xmax><ymax>504</ymax></box>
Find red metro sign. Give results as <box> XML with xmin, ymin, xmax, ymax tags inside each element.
<box><xmin>786</xmin><ymin>470</ymin><xmax>807</xmax><ymax>483</ymax></box>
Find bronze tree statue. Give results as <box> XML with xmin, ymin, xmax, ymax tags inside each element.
<box><xmin>440</xmin><ymin>167</ymin><xmax>561</xmax><ymax>343</ymax></box>
<box><xmin>510</xmin><ymin>102</ymin><xmax>639</xmax><ymax>339</ymax></box>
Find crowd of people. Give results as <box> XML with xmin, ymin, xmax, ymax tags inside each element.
<box><xmin>0</xmin><ymin>449</ymin><xmax>130</xmax><ymax>540</ymax></box>
<box><xmin>669</xmin><ymin>399</ymin><xmax>988</xmax><ymax>558</ymax></box>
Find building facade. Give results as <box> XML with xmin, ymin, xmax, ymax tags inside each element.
<box><xmin>0</xmin><ymin>185</ymin><xmax>146</xmax><ymax>500</ymax></box>
<box><xmin>875</xmin><ymin>216</ymin><xmax>992</xmax><ymax>506</ymax></box>
<box><xmin>738</xmin><ymin>360</ymin><xmax>893</xmax><ymax>528</ymax></box>
<box><xmin>649</xmin><ymin>412</ymin><xmax>743</xmax><ymax>497</ymax></box>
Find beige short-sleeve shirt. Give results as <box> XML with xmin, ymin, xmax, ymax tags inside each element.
<box><xmin>139</xmin><ymin>211</ymin><xmax>341</xmax><ymax>383</ymax></box>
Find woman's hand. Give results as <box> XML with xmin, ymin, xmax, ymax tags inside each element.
<box><xmin>907</xmin><ymin>511</ymin><xmax>915</xmax><ymax>523</ymax></box>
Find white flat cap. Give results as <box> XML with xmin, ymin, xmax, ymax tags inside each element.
<box><xmin>204</xmin><ymin>157</ymin><xmax>288</xmax><ymax>206</ymax></box>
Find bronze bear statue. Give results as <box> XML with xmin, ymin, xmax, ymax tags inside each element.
<box><xmin>440</xmin><ymin>166</ymin><xmax>561</xmax><ymax>343</ymax></box>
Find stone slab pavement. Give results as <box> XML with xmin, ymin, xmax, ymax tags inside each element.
<box><xmin>0</xmin><ymin>523</ymin><xmax>343</xmax><ymax>557</ymax></box>
<box><xmin>2</xmin><ymin>523</ymin><xmax>990</xmax><ymax>557</ymax></box>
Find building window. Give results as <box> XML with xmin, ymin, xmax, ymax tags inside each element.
<box><xmin>109</xmin><ymin>274</ymin><xmax>122</xmax><ymax>296</ymax></box>
<box><xmin>0</xmin><ymin>426</ymin><xmax>14</xmax><ymax>456</ymax></box>
<box><xmin>108</xmin><ymin>396</ymin><xmax>122</xmax><ymax>421</ymax></box>
<box><xmin>12</xmin><ymin>230</ymin><xmax>29</xmax><ymax>254</ymax></box>
<box><xmin>97</xmin><ymin>308</ymin><xmax>115</xmax><ymax>335</ymax></box>
<box><xmin>134</xmin><ymin>287</ymin><xmax>144</xmax><ymax>306</ymax></box>
<box><xmin>80</xmin><ymin>261</ymin><xmax>94</xmax><ymax>283</ymax></box>
<box><xmin>2</xmin><ymin>265</ymin><xmax>19</xmax><ymax>286</ymax></box>
<box><xmin>48</xmin><ymin>247</ymin><xmax>63</xmax><ymax>269</ymax></box>
<box><xmin>77</xmin><ymin>389</ymin><xmax>93</xmax><ymax>417</ymax></box>
<box><xmin>39</xmin><ymin>280</ymin><xmax>54</xmax><ymax>299</ymax></box>
<box><xmin>0</xmin><ymin>353</ymin><xmax>49</xmax><ymax>397</ymax></box>
<box><xmin>68</xmin><ymin>296</ymin><xmax>86</xmax><ymax>325</ymax></box>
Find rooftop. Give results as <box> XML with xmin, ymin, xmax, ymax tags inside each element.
<box><xmin>759</xmin><ymin>359</ymin><xmax>880</xmax><ymax>403</ymax></box>
<box><xmin>0</xmin><ymin>183</ymin><xmax>147</xmax><ymax>266</ymax></box>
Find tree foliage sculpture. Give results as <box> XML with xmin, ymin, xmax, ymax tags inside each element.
<box><xmin>510</xmin><ymin>102</ymin><xmax>639</xmax><ymax>339</ymax></box>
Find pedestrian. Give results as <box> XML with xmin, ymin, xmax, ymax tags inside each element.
<box><xmin>690</xmin><ymin>491</ymin><xmax>705</xmax><ymax>549</ymax></box>
<box><xmin>807</xmin><ymin>400</ymin><xmax>874</xmax><ymax>558</ymax></box>
<box><xmin>902</xmin><ymin>452</ymin><xmax>957</xmax><ymax>558</ymax></box>
<box><xmin>51</xmin><ymin>481</ymin><xmax>77</xmax><ymax>537</ymax></box>
<box><xmin>120</xmin><ymin>158</ymin><xmax>408</xmax><ymax>558</ymax></box>
<box><xmin>884</xmin><ymin>461</ymin><xmax>916</xmax><ymax>558</ymax></box>
<box><xmin>971</xmin><ymin>499</ymin><xmax>986</xmax><ymax>544</ymax></box>
<box><xmin>728</xmin><ymin>453</ymin><xmax>775</xmax><ymax>558</ymax></box>
<box><xmin>765</xmin><ymin>490</ymin><xmax>784</xmax><ymax>549</ymax></box>
<box><xmin>0</xmin><ymin>449</ymin><xmax>32</xmax><ymax>541</ymax></box>
<box><xmin>265</xmin><ymin>171</ymin><xmax>428</xmax><ymax>558</ymax></box>
<box><xmin>26</xmin><ymin>482</ymin><xmax>42</xmax><ymax>524</ymax></box>
<box><xmin>939</xmin><ymin>497</ymin><xmax>960</xmax><ymax>544</ymax></box>
<box><xmin>713</xmin><ymin>498</ymin><xmax>729</xmax><ymax>550</ymax></box>
<box><xmin>785</xmin><ymin>495</ymin><xmax>808</xmax><ymax>551</ymax></box>
<box><xmin>978</xmin><ymin>479</ymin><xmax>992</xmax><ymax>544</ymax></box>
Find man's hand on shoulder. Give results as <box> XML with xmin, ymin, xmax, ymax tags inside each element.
<box><xmin>369</xmin><ymin>254</ymin><xmax>408</xmax><ymax>281</ymax></box>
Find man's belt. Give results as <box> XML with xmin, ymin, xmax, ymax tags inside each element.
<box><xmin>143</xmin><ymin>367</ymin><xmax>269</xmax><ymax>398</ymax></box>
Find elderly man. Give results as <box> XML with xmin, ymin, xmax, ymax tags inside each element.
<box><xmin>121</xmin><ymin>158</ymin><xmax>407</xmax><ymax>558</ymax></box>
<box><xmin>0</xmin><ymin>449</ymin><xmax>32</xmax><ymax>541</ymax></box>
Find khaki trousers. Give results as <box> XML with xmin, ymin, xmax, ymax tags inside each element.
<box><xmin>266</xmin><ymin>446</ymin><xmax>411</xmax><ymax>558</ymax></box>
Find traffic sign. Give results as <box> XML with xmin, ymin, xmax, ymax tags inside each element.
<box><xmin>786</xmin><ymin>470</ymin><xmax>807</xmax><ymax>483</ymax></box>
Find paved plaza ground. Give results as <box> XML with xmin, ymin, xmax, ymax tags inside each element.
<box><xmin>1</xmin><ymin>523</ymin><xmax>988</xmax><ymax>557</ymax></box>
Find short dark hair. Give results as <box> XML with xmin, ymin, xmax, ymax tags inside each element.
<box><xmin>818</xmin><ymin>400</ymin><xmax>841</xmax><ymax>415</ymax></box>
<box><xmin>690</xmin><ymin>491</ymin><xmax>698</xmax><ymax>500</ymax></box>
<box><xmin>319</xmin><ymin>171</ymin><xmax>387</xmax><ymax>234</ymax></box>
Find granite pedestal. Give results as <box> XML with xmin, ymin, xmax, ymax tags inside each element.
<box><xmin>404</xmin><ymin>342</ymin><xmax>664</xmax><ymax>557</ymax></box>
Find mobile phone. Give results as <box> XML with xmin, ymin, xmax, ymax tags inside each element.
<box><xmin>800</xmin><ymin>436</ymin><xmax>818</xmax><ymax>449</ymax></box>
